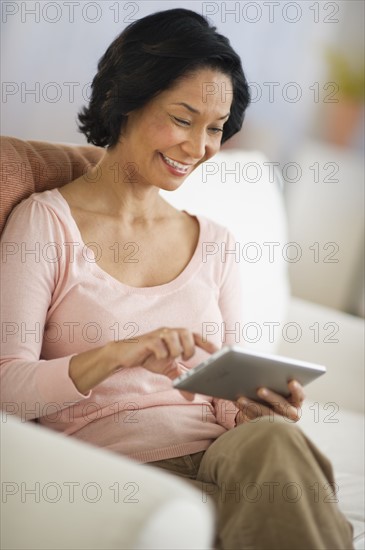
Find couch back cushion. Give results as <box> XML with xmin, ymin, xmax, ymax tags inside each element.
<box><xmin>0</xmin><ymin>136</ymin><xmax>104</xmax><ymax>233</ymax></box>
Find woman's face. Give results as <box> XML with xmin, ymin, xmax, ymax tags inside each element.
<box><xmin>117</xmin><ymin>68</ymin><xmax>233</xmax><ymax>191</ymax></box>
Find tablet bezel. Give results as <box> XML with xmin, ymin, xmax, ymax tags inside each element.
<box><xmin>172</xmin><ymin>345</ymin><xmax>326</xmax><ymax>402</ymax></box>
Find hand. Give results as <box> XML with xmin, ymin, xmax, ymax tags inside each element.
<box><xmin>235</xmin><ymin>380</ymin><xmax>305</xmax><ymax>425</ymax></box>
<box><xmin>113</xmin><ymin>327</ymin><xmax>218</xmax><ymax>379</ymax></box>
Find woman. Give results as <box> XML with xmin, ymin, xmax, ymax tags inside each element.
<box><xmin>0</xmin><ymin>8</ymin><xmax>353</xmax><ymax>550</ymax></box>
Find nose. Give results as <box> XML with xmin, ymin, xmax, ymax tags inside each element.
<box><xmin>181</xmin><ymin>129</ymin><xmax>208</xmax><ymax>161</ymax></box>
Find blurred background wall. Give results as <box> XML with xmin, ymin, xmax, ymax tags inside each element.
<box><xmin>1</xmin><ymin>0</ymin><xmax>364</xmax><ymax>317</ymax></box>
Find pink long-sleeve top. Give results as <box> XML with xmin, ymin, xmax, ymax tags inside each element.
<box><xmin>1</xmin><ymin>189</ymin><xmax>241</xmax><ymax>462</ymax></box>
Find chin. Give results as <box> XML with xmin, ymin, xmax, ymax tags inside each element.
<box><xmin>157</xmin><ymin>180</ymin><xmax>185</xmax><ymax>192</ymax></box>
<box><xmin>154</xmin><ymin>173</ymin><xmax>190</xmax><ymax>192</ymax></box>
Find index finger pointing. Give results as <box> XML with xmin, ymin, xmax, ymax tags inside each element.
<box><xmin>192</xmin><ymin>333</ymin><xmax>220</xmax><ymax>354</ymax></box>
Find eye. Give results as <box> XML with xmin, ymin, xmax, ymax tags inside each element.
<box><xmin>208</xmin><ymin>127</ymin><xmax>224</xmax><ymax>135</ymax></box>
<box><xmin>171</xmin><ymin>116</ymin><xmax>191</xmax><ymax>127</ymax></box>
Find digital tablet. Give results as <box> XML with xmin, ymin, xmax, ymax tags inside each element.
<box><xmin>172</xmin><ymin>346</ymin><xmax>326</xmax><ymax>402</ymax></box>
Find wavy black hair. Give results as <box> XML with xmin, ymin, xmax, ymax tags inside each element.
<box><xmin>77</xmin><ymin>8</ymin><xmax>250</xmax><ymax>148</ymax></box>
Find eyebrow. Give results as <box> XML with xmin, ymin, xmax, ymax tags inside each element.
<box><xmin>170</xmin><ymin>102</ymin><xmax>230</xmax><ymax>120</ymax></box>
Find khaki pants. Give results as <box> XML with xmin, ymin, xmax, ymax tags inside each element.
<box><xmin>147</xmin><ymin>416</ymin><xmax>354</xmax><ymax>550</ymax></box>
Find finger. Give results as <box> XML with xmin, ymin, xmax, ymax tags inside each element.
<box><xmin>235</xmin><ymin>409</ymin><xmax>246</xmax><ymax>425</ymax></box>
<box><xmin>162</xmin><ymin>358</ymin><xmax>184</xmax><ymax>378</ymax></box>
<box><xmin>235</xmin><ymin>396</ymin><xmax>273</xmax><ymax>420</ymax></box>
<box><xmin>288</xmin><ymin>380</ymin><xmax>305</xmax><ymax>406</ymax></box>
<box><xmin>193</xmin><ymin>333</ymin><xmax>219</xmax><ymax>354</ymax></box>
<box><xmin>257</xmin><ymin>387</ymin><xmax>300</xmax><ymax>420</ymax></box>
<box><xmin>257</xmin><ymin>388</ymin><xmax>300</xmax><ymax>421</ymax></box>
<box><xmin>159</xmin><ymin>330</ymin><xmax>184</xmax><ymax>358</ymax></box>
<box><xmin>144</xmin><ymin>338</ymin><xmax>170</xmax><ymax>361</ymax></box>
<box><xmin>164</xmin><ymin>362</ymin><xmax>195</xmax><ymax>401</ymax></box>
<box><xmin>177</xmin><ymin>389</ymin><xmax>195</xmax><ymax>402</ymax></box>
<box><xmin>177</xmin><ymin>329</ymin><xmax>196</xmax><ymax>361</ymax></box>
<box><xmin>163</xmin><ymin>356</ymin><xmax>196</xmax><ymax>400</ymax></box>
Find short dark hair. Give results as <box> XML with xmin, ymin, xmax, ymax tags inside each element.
<box><xmin>77</xmin><ymin>8</ymin><xmax>250</xmax><ymax>148</ymax></box>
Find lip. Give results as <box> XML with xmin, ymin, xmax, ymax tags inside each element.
<box><xmin>159</xmin><ymin>152</ymin><xmax>193</xmax><ymax>176</ymax></box>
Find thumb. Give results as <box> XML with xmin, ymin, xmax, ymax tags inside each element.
<box><xmin>178</xmin><ymin>389</ymin><xmax>195</xmax><ymax>402</ymax></box>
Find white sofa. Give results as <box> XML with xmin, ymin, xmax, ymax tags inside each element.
<box><xmin>162</xmin><ymin>149</ymin><xmax>365</xmax><ymax>548</ymax></box>
<box><xmin>1</xmin><ymin>146</ymin><xmax>364</xmax><ymax>549</ymax></box>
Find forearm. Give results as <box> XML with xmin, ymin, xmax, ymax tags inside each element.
<box><xmin>68</xmin><ymin>342</ymin><xmax>120</xmax><ymax>395</ymax></box>
<box><xmin>1</xmin><ymin>343</ymin><xmax>126</xmax><ymax>420</ymax></box>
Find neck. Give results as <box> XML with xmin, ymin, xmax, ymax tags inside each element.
<box><xmin>81</xmin><ymin>147</ymin><xmax>170</xmax><ymax>224</ymax></box>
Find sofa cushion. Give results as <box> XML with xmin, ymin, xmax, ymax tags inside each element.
<box><xmin>0</xmin><ymin>136</ymin><xmax>103</xmax><ymax>233</ymax></box>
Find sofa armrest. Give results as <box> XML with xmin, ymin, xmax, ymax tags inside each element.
<box><xmin>278</xmin><ymin>297</ymin><xmax>364</xmax><ymax>414</ymax></box>
<box><xmin>1</xmin><ymin>414</ymin><xmax>214</xmax><ymax>550</ymax></box>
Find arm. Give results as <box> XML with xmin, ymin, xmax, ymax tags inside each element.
<box><xmin>0</xmin><ymin>197</ymin><xmax>92</xmax><ymax>419</ymax></box>
<box><xmin>0</xmin><ymin>197</ymin><xmax>215</xmax><ymax>420</ymax></box>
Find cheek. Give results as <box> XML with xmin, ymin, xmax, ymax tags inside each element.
<box><xmin>160</xmin><ymin>126</ymin><xmax>181</xmax><ymax>144</ymax></box>
<box><xmin>143</xmin><ymin>117</ymin><xmax>177</xmax><ymax>148</ymax></box>
<box><xmin>153</xmin><ymin>124</ymin><xmax>183</xmax><ymax>150</ymax></box>
<box><xmin>136</xmin><ymin>111</ymin><xmax>164</xmax><ymax>139</ymax></box>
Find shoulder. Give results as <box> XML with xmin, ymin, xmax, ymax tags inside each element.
<box><xmin>2</xmin><ymin>188</ymin><xmax>72</xmax><ymax>241</ymax></box>
<box><xmin>14</xmin><ymin>187</ymin><xmax>66</xmax><ymax>212</ymax></box>
<box><xmin>193</xmin><ymin>212</ymin><xmax>236</xmax><ymax>244</ymax></box>
<box><xmin>189</xmin><ymin>212</ymin><xmax>239</xmax><ymax>279</ymax></box>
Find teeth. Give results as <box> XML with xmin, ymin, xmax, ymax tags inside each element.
<box><xmin>162</xmin><ymin>153</ymin><xmax>189</xmax><ymax>173</ymax></box>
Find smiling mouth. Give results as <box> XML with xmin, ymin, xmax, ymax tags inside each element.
<box><xmin>160</xmin><ymin>153</ymin><xmax>191</xmax><ymax>174</ymax></box>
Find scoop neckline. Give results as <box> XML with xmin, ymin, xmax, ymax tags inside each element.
<box><xmin>53</xmin><ymin>188</ymin><xmax>204</xmax><ymax>295</ymax></box>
